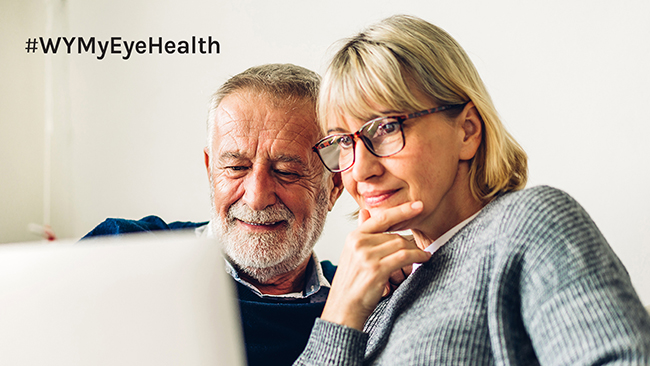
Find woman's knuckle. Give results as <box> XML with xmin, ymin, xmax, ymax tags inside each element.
<box><xmin>394</xmin><ymin>250</ymin><xmax>408</xmax><ymax>262</ymax></box>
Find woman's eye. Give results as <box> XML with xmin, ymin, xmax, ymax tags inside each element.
<box><xmin>377</xmin><ymin>122</ymin><xmax>399</xmax><ymax>135</ymax></box>
<box><xmin>338</xmin><ymin>135</ymin><xmax>354</xmax><ymax>149</ymax></box>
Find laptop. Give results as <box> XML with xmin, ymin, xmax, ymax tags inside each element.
<box><xmin>0</xmin><ymin>232</ymin><xmax>246</xmax><ymax>366</ymax></box>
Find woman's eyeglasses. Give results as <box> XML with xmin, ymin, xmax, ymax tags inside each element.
<box><xmin>312</xmin><ymin>103</ymin><xmax>467</xmax><ymax>172</ymax></box>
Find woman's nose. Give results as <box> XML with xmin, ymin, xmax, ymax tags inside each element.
<box><xmin>350</xmin><ymin>139</ymin><xmax>383</xmax><ymax>182</ymax></box>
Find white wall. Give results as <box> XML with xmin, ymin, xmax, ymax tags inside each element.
<box><xmin>2</xmin><ymin>0</ymin><xmax>648</xmax><ymax>303</ymax></box>
<box><xmin>1</xmin><ymin>1</ymin><xmax>46</xmax><ymax>243</ymax></box>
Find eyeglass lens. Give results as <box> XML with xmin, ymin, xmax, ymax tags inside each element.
<box><xmin>317</xmin><ymin>117</ymin><xmax>404</xmax><ymax>172</ymax></box>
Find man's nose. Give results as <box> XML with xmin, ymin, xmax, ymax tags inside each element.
<box><xmin>241</xmin><ymin>168</ymin><xmax>277</xmax><ymax>211</ymax></box>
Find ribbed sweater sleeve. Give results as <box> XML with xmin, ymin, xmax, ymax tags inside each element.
<box><xmin>499</xmin><ymin>187</ymin><xmax>650</xmax><ymax>365</ymax></box>
<box><xmin>294</xmin><ymin>318</ymin><xmax>368</xmax><ymax>366</ymax></box>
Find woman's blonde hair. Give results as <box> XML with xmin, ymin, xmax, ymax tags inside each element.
<box><xmin>319</xmin><ymin>15</ymin><xmax>527</xmax><ymax>201</ymax></box>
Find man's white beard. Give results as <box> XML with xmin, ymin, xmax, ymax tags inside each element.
<box><xmin>210</xmin><ymin>186</ymin><xmax>329</xmax><ymax>284</ymax></box>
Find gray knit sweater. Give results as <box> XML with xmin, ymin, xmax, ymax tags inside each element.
<box><xmin>294</xmin><ymin>186</ymin><xmax>650</xmax><ymax>365</ymax></box>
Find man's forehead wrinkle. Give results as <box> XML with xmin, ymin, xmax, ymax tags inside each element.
<box><xmin>219</xmin><ymin>110</ymin><xmax>315</xmax><ymax>143</ymax></box>
<box><xmin>213</xmin><ymin>105</ymin><xmax>255</xmax><ymax>148</ymax></box>
<box><xmin>214</xmin><ymin>99</ymin><xmax>247</xmax><ymax>132</ymax></box>
<box><xmin>264</xmin><ymin>129</ymin><xmax>316</xmax><ymax>167</ymax></box>
<box><xmin>214</xmin><ymin>126</ymin><xmax>258</xmax><ymax>165</ymax></box>
<box><xmin>218</xmin><ymin>101</ymin><xmax>237</xmax><ymax>120</ymax></box>
<box><xmin>268</xmin><ymin>117</ymin><xmax>319</xmax><ymax>148</ymax></box>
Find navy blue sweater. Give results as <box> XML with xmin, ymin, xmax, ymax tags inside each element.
<box><xmin>82</xmin><ymin>215</ymin><xmax>336</xmax><ymax>366</ymax></box>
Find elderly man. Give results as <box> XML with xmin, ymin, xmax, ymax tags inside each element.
<box><xmin>82</xmin><ymin>64</ymin><xmax>344</xmax><ymax>366</ymax></box>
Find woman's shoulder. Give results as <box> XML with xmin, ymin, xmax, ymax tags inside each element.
<box><xmin>476</xmin><ymin>185</ymin><xmax>607</xmax><ymax>261</ymax></box>
<box><xmin>480</xmin><ymin>185</ymin><xmax>618</xmax><ymax>283</ymax></box>
<box><xmin>494</xmin><ymin>185</ymin><xmax>576</xmax><ymax>209</ymax></box>
<box><xmin>485</xmin><ymin>185</ymin><xmax>586</xmax><ymax>226</ymax></box>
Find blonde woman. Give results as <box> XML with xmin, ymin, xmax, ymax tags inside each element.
<box><xmin>296</xmin><ymin>15</ymin><xmax>650</xmax><ymax>365</ymax></box>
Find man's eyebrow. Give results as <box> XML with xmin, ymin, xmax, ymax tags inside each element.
<box><xmin>218</xmin><ymin>152</ymin><xmax>306</xmax><ymax>168</ymax></box>
<box><xmin>218</xmin><ymin>151</ymin><xmax>246</xmax><ymax>161</ymax></box>
<box><xmin>275</xmin><ymin>154</ymin><xmax>307</xmax><ymax>168</ymax></box>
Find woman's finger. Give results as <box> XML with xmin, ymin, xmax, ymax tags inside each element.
<box><xmin>379</xmin><ymin>248</ymin><xmax>431</xmax><ymax>274</ymax></box>
<box><xmin>348</xmin><ymin>234</ymin><xmax>417</xmax><ymax>262</ymax></box>
<box><xmin>353</xmin><ymin>238</ymin><xmax>430</xmax><ymax>280</ymax></box>
<box><xmin>359</xmin><ymin>201</ymin><xmax>423</xmax><ymax>234</ymax></box>
<box><xmin>358</xmin><ymin>208</ymin><xmax>371</xmax><ymax>226</ymax></box>
<box><xmin>344</xmin><ymin>235</ymin><xmax>430</xmax><ymax>296</ymax></box>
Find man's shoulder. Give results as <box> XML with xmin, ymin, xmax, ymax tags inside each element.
<box><xmin>81</xmin><ymin>215</ymin><xmax>208</xmax><ymax>239</ymax></box>
<box><xmin>319</xmin><ymin>259</ymin><xmax>337</xmax><ymax>282</ymax></box>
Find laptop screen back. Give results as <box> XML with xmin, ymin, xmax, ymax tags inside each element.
<box><xmin>0</xmin><ymin>233</ymin><xmax>245</xmax><ymax>366</ymax></box>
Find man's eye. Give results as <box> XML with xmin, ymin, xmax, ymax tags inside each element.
<box><xmin>275</xmin><ymin>170</ymin><xmax>302</xmax><ymax>183</ymax></box>
<box><xmin>275</xmin><ymin>170</ymin><xmax>298</xmax><ymax>177</ymax></box>
<box><xmin>226</xmin><ymin>166</ymin><xmax>248</xmax><ymax>171</ymax></box>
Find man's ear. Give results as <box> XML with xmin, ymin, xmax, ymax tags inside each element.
<box><xmin>458</xmin><ymin>102</ymin><xmax>483</xmax><ymax>161</ymax></box>
<box><xmin>204</xmin><ymin>147</ymin><xmax>211</xmax><ymax>176</ymax></box>
<box><xmin>327</xmin><ymin>172</ymin><xmax>344</xmax><ymax>211</ymax></box>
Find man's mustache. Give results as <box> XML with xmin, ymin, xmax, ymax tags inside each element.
<box><xmin>227</xmin><ymin>201</ymin><xmax>294</xmax><ymax>225</ymax></box>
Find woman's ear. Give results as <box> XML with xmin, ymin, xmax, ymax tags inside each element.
<box><xmin>458</xmin><ymin>102</ymin><xmax>483</xmax><ymax>161</ymax></box>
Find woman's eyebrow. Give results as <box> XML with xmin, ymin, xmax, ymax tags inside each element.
<box><xmin>327</xmin><ymin>127</ymin><xmax>349</xmax><ymax>134</ymax></box>
<box><xmin>378</xmin><ymin>109</ymin><xmax>400</xmax><ymax>115</ymax></box>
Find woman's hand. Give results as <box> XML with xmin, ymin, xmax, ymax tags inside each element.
<box><xmin>321</xmin><ymin>201</ymin><xmax>432</xmax><ymax>330</ymax></box>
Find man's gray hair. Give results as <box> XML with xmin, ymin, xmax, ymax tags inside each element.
<box><xmin>206</xmin><ymin>64</ymin><xmax>321</xmax><ymax>153</ymax></box>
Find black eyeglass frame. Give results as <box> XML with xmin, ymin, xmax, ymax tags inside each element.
<box><xmin>312</xmin><ymin>103</ymin><xmax>468</xmax><ymax>173</ymax></box>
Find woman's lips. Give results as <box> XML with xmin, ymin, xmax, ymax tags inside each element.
<box><xmin>361</xmin><ymin>190</ymin><xmax>398</xmax><ymax>208</ymax></box>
